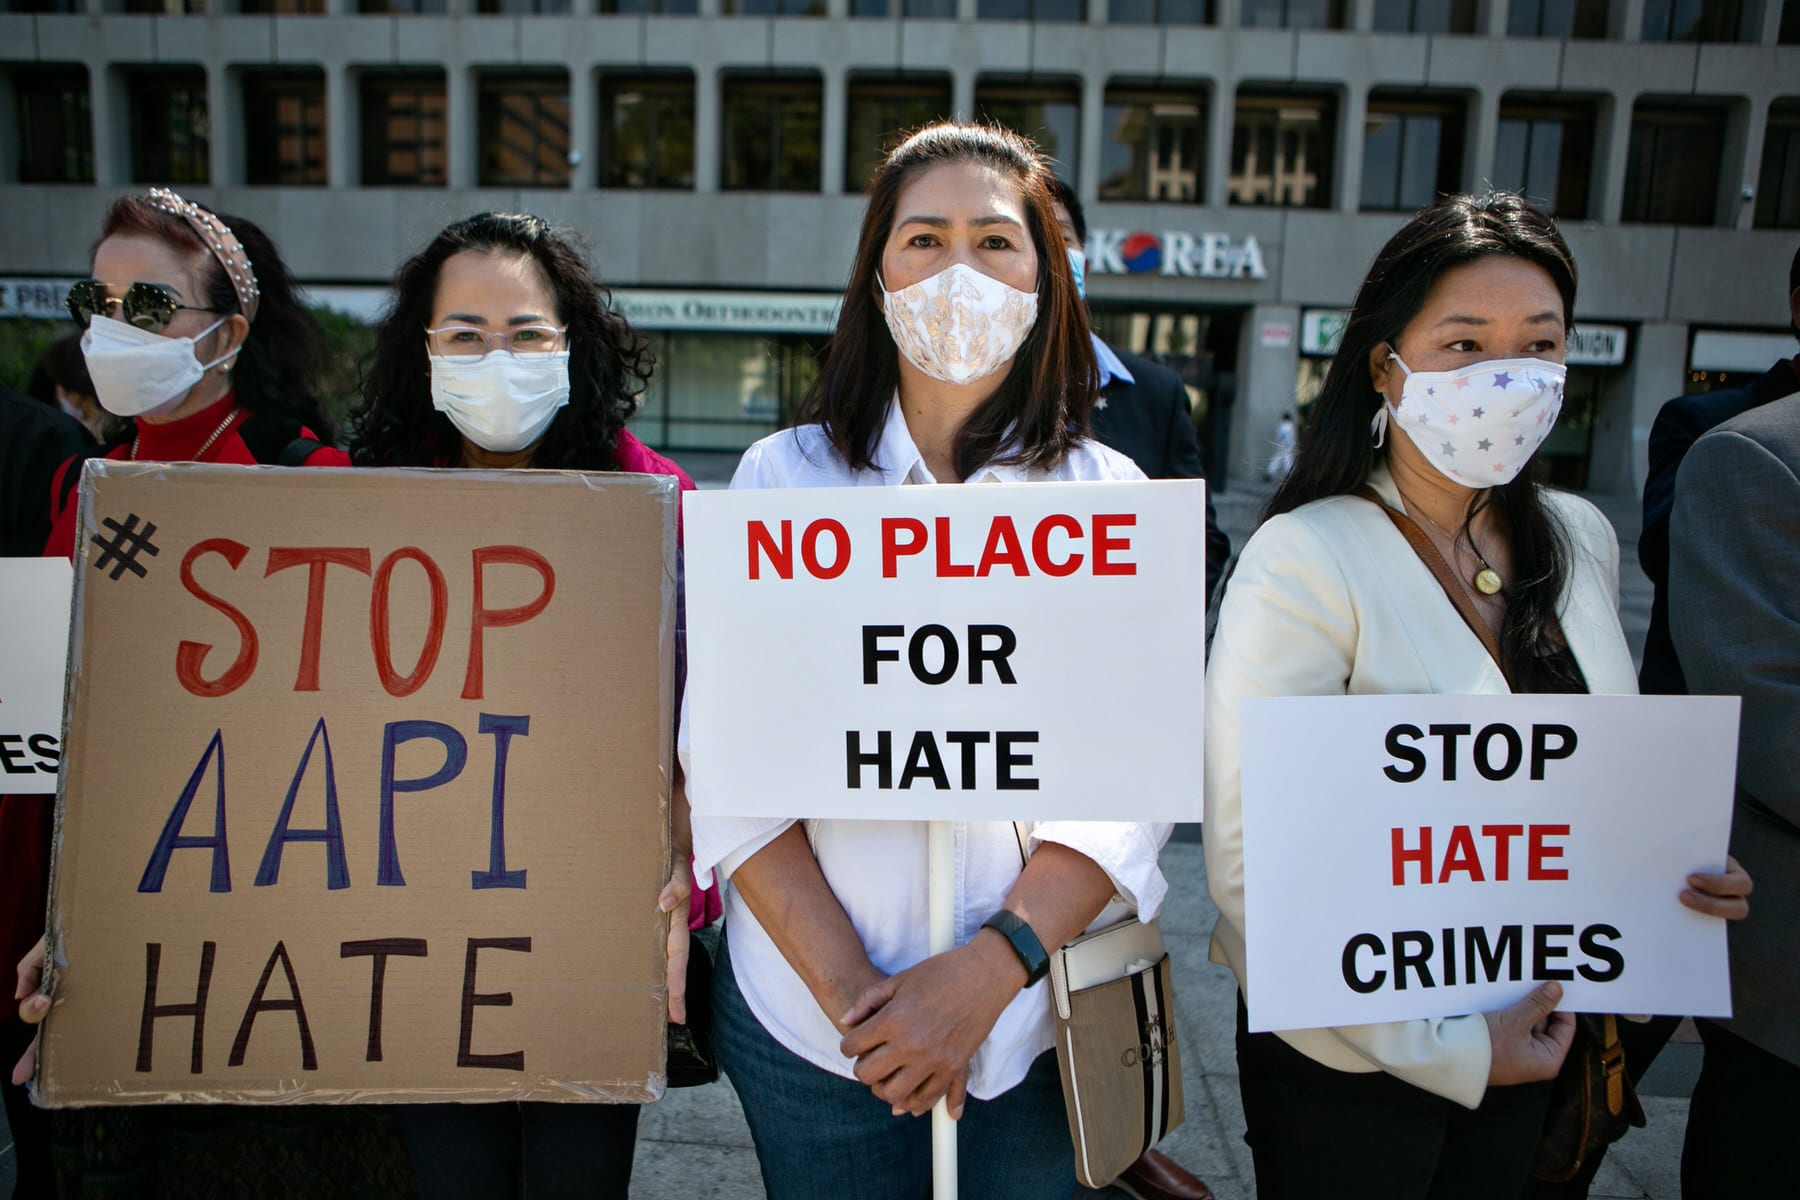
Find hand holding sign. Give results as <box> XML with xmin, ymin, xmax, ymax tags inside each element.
<box><xmin>12</xmin><ymin>936</ymin><xmax>48</xmax><ymax>1085</ymax></box>
<box><xmin>1482</xmin><ymin>981</ymin><xmax>1575</xmax><ymax>1086</ymax></box>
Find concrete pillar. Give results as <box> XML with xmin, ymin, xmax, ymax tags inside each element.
<box><xmin>1621</xmin><ymin>321</ymin><xmax>1688</xmax><ymax>498</ymax></box>
<box><xmin>208</xmin><ymin>65</ymin><xmax>239</xmax><ymax>187</ymax></box>
<box><xmin>92</xmin><ymin>63</ymin><xmax>129</xmax><ymax>186</ymax></box>
<box><xmin>569</xmin><ymin>65</ymin><xmax>596</xmax><ymax>189</ymax></box>
<box><xmin>952</xmin><ymin>68</ymin><xmax>975</xmax><ymax>123</ymax></box>
<box><xmin>1728</xmin><ymin>97</ymin><xmax>1767</xmax><ymax>231</ymax></box>
<box><xmin>1349</xmin><ymin>0</ymin><xmax>1375</xmax><ymax>32</ymax></box>
<box><xmin>821</xmin><ymin>67</ymin><xmax>847</xmax><ymax>194</ymax></box>
<box><xmin>1614</xmin><ymin>0</ymin><xmax>1645</xmax><ymax>39</ymax></box>
<box><xmin>1077</xmin><ymin>71</ymin><xmax>1104</xmax><ymax>202</ymax></box>
<box><xmin>1482</xmin><ymin>0</ymin><xmax>1509</xmax><ymax>34</ymax></box>
<box><xmin>1465</xmin><ymin>85</ymin><xmax>1499</xmax><ymax>195</ymax></box>
<box><xmin>1336</xmin><ymin>83</ymin><xmax>1366</xmax><ymax>213</ymax></box>
<box><xmin>1761</xmin><ymin>0</ymin><xmax>1786</xmax><ymax>41</ymax></box>
<box><xmin>1597</xmin><ymin>91</ymin><xmax>1636</xmax><ymax>223</ymax></box>
<box><xmin>447</xmin><ymin>63</ymin><xmax>476</xmax><ymax>189</ymax></box>
<box><xmin>1214</xmin><ymin>0</ymin><xmax>1241</xmax><ymax>28</ymax></box>
<box><xmin>694</xmin><ymin>67</ymin><xmax>720</xmax><ymax>192</ymax></box>
<box><xmin>1206</xmin><ymin>78</ymin><xmax>1234</xmax><ymax>206</ymax></box>
<box><xmin>1229</xmin><ymin>303</ymin><xmax>1301</xmax><ymax>481</ymax></box>
<box><xmin>957</xmin><ymin>0</ymin><xmax>978</xmax><ymax>19</ymax></box>
<box><xmin>326</xmin><ymin>63</ymin><xmax>356</xmax><ymax>188</ymax></box>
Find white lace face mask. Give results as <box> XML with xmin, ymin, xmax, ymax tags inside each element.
<box><xmin>879</xmin><ymin>262</ymin><xmax>1039</xmax><ymax>386</ymax></box>
<box><xmin>1372</xmin><ymin>352</ymin><xmax>1567</xmax><ymax>488</ymax></box>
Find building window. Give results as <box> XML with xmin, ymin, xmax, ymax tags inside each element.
<box><xmin>1755</xmin><ymin>101</ymin><xmax>1800</xmax><ymax>229</ymax></box>
<box><xmin>361</xmin><ymin>72</ymin><xmax>446</xmax><ymax>187</ymax></box>
<box><xmin>5</xmin><ymin>1</ymin><xmax>82</xmax><ymax>11</ymax></box>
<box><xmin>634</xmin><ymin>332</ymin><xmax>822</xmax><ymax>452</ymax></box>
<box><xmin>128</xmin><ymin>69</ymin><xmax>209</xmax><ymax>185</ymax></box>
<box><xmin>1100</xmin><ymin>88</ymin><xmax>1205</xmax><ymax>202</ymax></box>
<box><xmin>12</xmin><ymin>66</ymin><xmax>92</xmax><ymax>183</ymax></box>
<box><xmin>976</xmin><ymin>80</ymin><xmax>1081</xmax><ymax>181</ymax></box>
<box><xmin>1493</xmin><ymin>96</ymin><xmax>1596</xmax><ymax>219</ymax></box>
<box><xmin>845</xmin><ymin>75</ymin><xmax>951</xmax><ymax>193</ymax></box>
<box><xmin>1641</xmin><ymin>0</ymin><xmax>1747</xmax><ymax>41</ymax></box>
<box><xmin>1372</xmin><ymin>0</ymin><xmax>1475</xmax><ymax>31</ymax></box>
<box><xmin>479</xmin><ymin>73</ymin><xmax>570</xmax><ymax>188</ymax></box>
<box><xmin>724</xmin><ymin>0</ymin><xmax>825</xmax><ymax>12</ymax></box>
<box><xmin>601</xmin><ymin>74</ymin><xmax>695</xmax><ymax>189</ymax></box>
<box><xmin>599</xmin><ymin>0</ymin><xmax>698</xmax><ymax>10</ymax></box>
<box><xmin>1782</xmin><ymin>0</ymin><xmax>1799</xmax><ymax>41</ymax></box>
<box><xmin>243</xmin><ymin>70</ymin><xmax>326</xmax><ymax>186</ymax></box>
<box><xmin>1230</xmin><ymin>91</ymin><xmax>1334</xmax><ymax>209</ymax></box>
<box><xmin>1622</xmin><ymin>101</ymin><xmax>1727</xmax><ymax>225</ymax></box>
<box><xmin>1108</xmin><ymin>0</ymin><xmax>1211</xmax><ymax>21</ymax></box>
<box><xmin>723</xmin><ymin>75</ymin><xmax>822</xmax><ymax>193</ymax></box>
<box><xmin>356</xmin><ymin>0</ymin><xmax>447</xmax><ymax>12</ymax></box>
<box><xmin>239</xmin><ymin>0</ymin><xmax>326</xmax><ymax>13</ymax></box>
<box><xmin>900</xmin><ymin>0</ymin><xmax>956</xmax><ymax>12</ymax></box>
<box><xmin>478</xmin><ymin>0</ymin><xmax>572</xmax><ymax>10</ymax></box>
<box><xmin>124</xmin><ymin>0</ymin><xmax>209</xmax><ymax>12</ymax></box>
<box><xmin>1361</xmin><ymin>93</ymin><xmax>1465</xmax><ymax>213</ymax></box>
<box><xmin>1506</xmin><ymin>0</ymin><xmax>1609</xmax><ymax>36</ymax></box>
<box><xmin>1240</xmin><ymin>0</ymin><xmax>1343</xmax><ymax>29</ymax></box>
<box><xmin>977</xmin><ymin>0</ymin><xmax>1086</xmax><ymax>17</ymax></box>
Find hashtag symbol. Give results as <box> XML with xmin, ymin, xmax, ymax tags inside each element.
<box><xmin>91</xmin><ymin>513</ymin><xmax>161</xmax><ymax>580</ymax></box>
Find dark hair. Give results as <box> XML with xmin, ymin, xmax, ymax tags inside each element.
<box><xmin>97</xmin><ymin>193</ymin><xmax>335</xmax><ymax>440</ymax></box>
<box><xmin>802</xmin><ymin>122</ymin><xmax>1095</xmax><ymax>480</ymax></box>
<box><xmin>350</xmin><ymin>212</ymin><xmax>651</xmax><ymax>470</ymax></box>
<box><xmin>41</xmin><ymin>331</ymin><xmax>94</xmax><ymax>398</ymax></box>
<box><xmin>1265</xmin><ymin>192</ymin><xmax>1580</xmax><ymax>688</ymax></box>
<box><xmin>1789</xmin><ymin>242</ymin><xmax>1799</xmax><ymax>341</ymax></box>
<box><xmin>1046</xmin><ymin>176</ymin><xmax>1087</xmax><ymax>246</ymax></box>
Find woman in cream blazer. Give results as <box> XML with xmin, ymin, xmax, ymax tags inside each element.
<box><xmin>1204</xmin><ymin>194</ymin><xmax>1752</xmax><ymax>1200</ymax></box>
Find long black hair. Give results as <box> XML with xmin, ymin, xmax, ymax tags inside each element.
<box><xmin>802</xmin><ymin>122</ymin><xmax>1096</xmax><ymax>480</ymax></box>
<box><xmin>1265</xmin><ymin>192</ymin><xmax>1580</xmax><ymax>686</ymax></box>
<box><xmin>97</xmin><ymin>194</ymin><xmax>335</xmax><ymax>440</ymax></box>
<box><xmin>349</xmin><ymin>212</ymin><xmax>652</xmax><ymax>469</ymax></box>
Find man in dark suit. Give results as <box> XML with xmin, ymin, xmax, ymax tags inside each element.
<box><xmin>1046</xmin><ymin>180</ymin><xmax>1219</xmax><ymax>1200</ymax></box>
<box><xmin>1048</xmin><ymin>179</ymin><xmax>1230</xmax><ymax>603</ymax></box>
<box><xmin>1669</xmin><ymin>385</ymin><xmax>1800</xmax><ymax>1198</ymax></box>
<box><xmin>1639</xmin><ymin>244</ymin><xmax>1800</xmax><ymax>695</ymax></box>
<box><xmin>1</xmin><ymin>383</ymin><xmax>91</xmax><ymax>557</ymax></box>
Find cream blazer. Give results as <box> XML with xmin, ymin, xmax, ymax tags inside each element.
<box><xmin>1203</xmin><ymin>464</ymin><xmax>1639</xmax><ymax>1109</ymax></box>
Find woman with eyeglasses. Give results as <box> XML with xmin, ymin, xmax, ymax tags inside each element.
<box><xmin>40</xmin><ymin>188</ymin><xmax>349</xmax><ymax>558</ymax></box>
<box><xmin>348</xmin><ymin>210</ymin><xmax>712</xmax><ymax>1199</ymax></box>
<box><xmin>11</xmin><ymin>190</ymin><xmax>409</xmax><ymax>1195</ymax></box>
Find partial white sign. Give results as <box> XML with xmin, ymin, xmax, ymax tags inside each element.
<box><xmin>1566</xmin><ymin>325</ymin><xmax>1629</xmax><ymax>367</ymax></box>
<box><xmin>0</xmin><ymin>559</ymin><xmax>73</xmax><ymax>793</ymax></box>
<box><xmin>0</xmin><ymin>278</ymin><xmax>81</xmax><ymax>320</ymax></box>
<box><xmin>1259</xmin><ymin>323</ymin><xmax>1294</xmax><ymax>349</ymax></box>
<box><xmin>684</xmin><ymin>481</ymin><xmax>1208</xmax><ymax>822</ymax></box>
<box><xmin>1086</xmin><ymin>231</ymin><xmax>1269</xmax><ymax>281</ymax></box>
<box><xmin>614</xmin><ymin>290</ymin><xmax>842</xmax><ymax>335</ymax></box>
<box><xmin>1301</xmin><ymin>309</ymin><xmax>1349</xmax><ymax>357</ymax></box>
<box><xmin>1240</xmin><ymin>694</ymin><xmax>1738</xmax><ymax>1032</ymax></box>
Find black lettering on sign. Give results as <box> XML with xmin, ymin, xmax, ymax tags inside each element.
<box><xmin>458</xmin><ymin>937</ymin><xmax>532</xmax><ymax>1071</ymax></box>
<box><xmin>137</xmin><ymin>941</ymin><xmax>216</xmax><ymax>1074</ymax></box>
<box><xmin>229</xmin><ymin>940</ymin><xmax>318</xmax><ymax>1070</ymax></box>
<box><xmin>341</xmin><ymin>938</ymin><xmax>430</xmax><ymax>1062</ymax></box>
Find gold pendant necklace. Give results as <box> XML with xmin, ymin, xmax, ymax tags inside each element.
<box><xmin>1402</xmin><ymin>494</ymin><xmax>1504</xmax><ymax>595</ymax></box>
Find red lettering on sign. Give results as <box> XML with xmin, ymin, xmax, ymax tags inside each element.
<box><xmin>370</xmin><ymin>548</ymin><xmax>448</xmax><ymax>698</ymax></box>
<box><xmin>748</xmin><ymin>520</ymin><xmax>791</xmax><ymax>581</ymax></box>
<box><xmin>1528</xmin><ymin>825</ymin><xmax>1570</xmax><ymax>881</ymax></box>
<box><xmin>265</xmin><ymin>548</ymin><xmax>373</xmax><ymax>692</ymax></box>
<box><xmin>176</xmin><ymin>539</ymin><xmax>259</xmax><ymax>698</ymax></box>
<box><xmin>463</xmin><ymin>548</ymin><xmax>555</xmax><ymax>700</ymax></box>
<box><xmin>1030</xmin><ymin>514</ymin><xmax>1084</xmax><ymax>577</ymax></box>
<box><xmin>882</xmin><ymin>518</ymin><xmax>928</xmax><ymax>579</ymax></box>
<box><xmin>1092</xmin><ymin>514</ymin><xmax>1137</xmax><ymax>576</ymax></box>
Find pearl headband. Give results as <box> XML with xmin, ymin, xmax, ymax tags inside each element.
<box><xmin>144</xmin><ymin>186</ymin><xmax>261</xmax><ymax>324</ymax></box>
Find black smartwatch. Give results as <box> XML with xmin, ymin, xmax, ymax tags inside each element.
<box><xmin>981</xmin><ymin>910</ymin><xmax>1050</xmax><ymax>987</ymax></box>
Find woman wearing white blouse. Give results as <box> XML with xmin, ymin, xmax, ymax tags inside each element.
<box><xmin>682</xmin><ymin>124</ymin><xmax>1169</xmax><ymax>1199</ymax></box>
<box><xmin>1204</xmin><ymin>194</ymin><xmax>1752</xmax><ymax>1198</ymax></box>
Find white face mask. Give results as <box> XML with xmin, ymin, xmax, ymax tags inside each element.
<box><xmin>1372</xmin><ymin>352</ymin><xmax>1567</xmax><ymax>488</ymax></box>
<box><xmin>81</xmin><ymin>314</ymin><xmax>233</xmax><ymax>418</ymax></box>
<box><xmin>879</xmin><ymin>262</ymin><xmax>1039</xmax><ymax>386</ymax></box>
<box><xmin>429</xmin><ymin>350</ymin><xmax>571</xmax><ymax>454</ymax></box>
<box><xmin>1067</xmin><ymin>248</ymin><xmax>1087</xmax><ymax>299</ymax></box>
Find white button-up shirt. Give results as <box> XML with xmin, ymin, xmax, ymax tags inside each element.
<box><xmin>682</xmin><ymin>399</ymin><xmax>1172</xmax><ymax>1101</ymax></box>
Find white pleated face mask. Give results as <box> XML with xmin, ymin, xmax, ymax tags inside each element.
<box><xmin>879</xmin><ymin>262</ymin><xmax>1039</xmax><ymax>386</ymax></box>
<box><xmin>1372</xmin><ymin>353</ymin><xmax>1567</xmax><ymax>488</ymax></box>
<box><xmin>429</xmin><ymin>350</ymin><xmax>571</xmax><ymax>454</ymax></box>
<box><xmin>82</xmin><ymin>314</ymin><xmax>233</xmax><ymax>418</ymax></box>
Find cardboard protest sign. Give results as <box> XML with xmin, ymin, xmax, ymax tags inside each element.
<box><xmin>684</xmin><ymin>481</ymin><xmax>1207</xmax><ymax>823</ymax></box>
<box><xmin>1239</xmin><ymin>694</ymin><xmax>1739</xmax><ymax>1032</ymax></box>
<box><xmin>39</xmin><ymin>462</ymin><xmax>676</xmax><ymax>1105</ymax></box>
<box><xmin>0</xmin><ymin>558</ymin><xmax>72</xmax><ymax>794</ymax></box>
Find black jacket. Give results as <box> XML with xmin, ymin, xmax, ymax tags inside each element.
<box><xmin>1</xmin><ymin>387</ymin><xmax>91</xmax><ymax>557</ymax></box>
<box><xmin>1639</xmin><ymin>356</ymin><xmax>1800</xmax><ymax>695</ymax></box>
<box><xmin>1088</xmin><ymin>346</ymin><xmax>1232</xmax><ymax>598</ymax></box>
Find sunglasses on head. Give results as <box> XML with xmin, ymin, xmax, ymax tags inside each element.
<box><xmin>66</xmin><ymin>280</ymin><xmax>232</xmax><ymax>334</ymax></box>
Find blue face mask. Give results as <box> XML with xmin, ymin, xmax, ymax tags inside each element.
<box><xmin>1067</xmin><ymin>248</ymin><xmax>1087</xmax><ymax>300</ymax></box>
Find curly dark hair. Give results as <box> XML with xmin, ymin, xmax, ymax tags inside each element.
<box><xmin>97</xmin><ymin>193</ymin><xmax>335</xmax><ymax>440</ymax></box>
<box><xmin>349</xmin><ymin>212</ymin><xmax>652</xmax><ymax>469</ymax></box>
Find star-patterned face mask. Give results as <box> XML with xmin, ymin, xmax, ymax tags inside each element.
<box><xmin>1371</xmin><ymin>352</ymin><xmax>1567</xmax><ymax>488</ymax></box>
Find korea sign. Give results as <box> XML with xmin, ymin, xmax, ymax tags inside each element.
<box><xmin>1087</xmin><ymin>231</ymin><xmax>1269</xmax><ymax>281</ymax></box>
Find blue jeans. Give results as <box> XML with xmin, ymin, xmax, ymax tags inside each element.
<box><xmin>714</xmin><ymin>926</ymin><xmax>1075</xmax><ymax>1200</ymax></box>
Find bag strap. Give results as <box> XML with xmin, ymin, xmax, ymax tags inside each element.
<box><xmin>1011</xmin><ymin>822</ymin><xmax>1030</xmax><ymax>869</ymax></box>
<box><xmin>1354</xmin><ymin>485</ymin><xmax>1507</xmax><ymax>682</ymax></box>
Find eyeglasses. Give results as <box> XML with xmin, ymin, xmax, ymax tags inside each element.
<box><xmin>424</xmin><ymin>324</ymin><xmax>568</xmax><ymax>359</ymax></box>
<box><xmin>66</xmin><ymin>280</ymin><xmax>232</xmax><ymax>334</ymax></box>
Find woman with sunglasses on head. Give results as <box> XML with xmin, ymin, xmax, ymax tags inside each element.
<box><xmin>12</xmin><ymin>190</ymin><xmax>409</xmax><ymax>1195</ymax></box>
<box><xmin>41</xmin><ymin>188</ymin><xmax>348</xmax><ymax>559</ymax></box>
<box><xmin>682</xmin><ymin>122</ymin><xmax>1169</xmax><ymax>1200</ymax></box>
<box><xmin>348</xmin><ymin>210</ymin><xmax>712</xmax><ymax>1199</ymax></box>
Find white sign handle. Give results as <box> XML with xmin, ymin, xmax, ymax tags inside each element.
<box><xmin>928</xmin><ymin>819</ymin><xmax>957</xmax><ymax>1199</ymax></box>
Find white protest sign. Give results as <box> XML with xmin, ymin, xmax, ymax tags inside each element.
<box><xmin>1240</xmin><ymin>694</ymin><xmax>1739</xmax><ymax>1032</ymax></box>
<box><xmin>684</xmin><ymin>481</ymin><xmax>1207</xmax><ymax>822</ymax></box>
<box><xmin>0</xmin><ymin>558</ymin><xmax>73</xmax><ymax>794</ymax></box>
